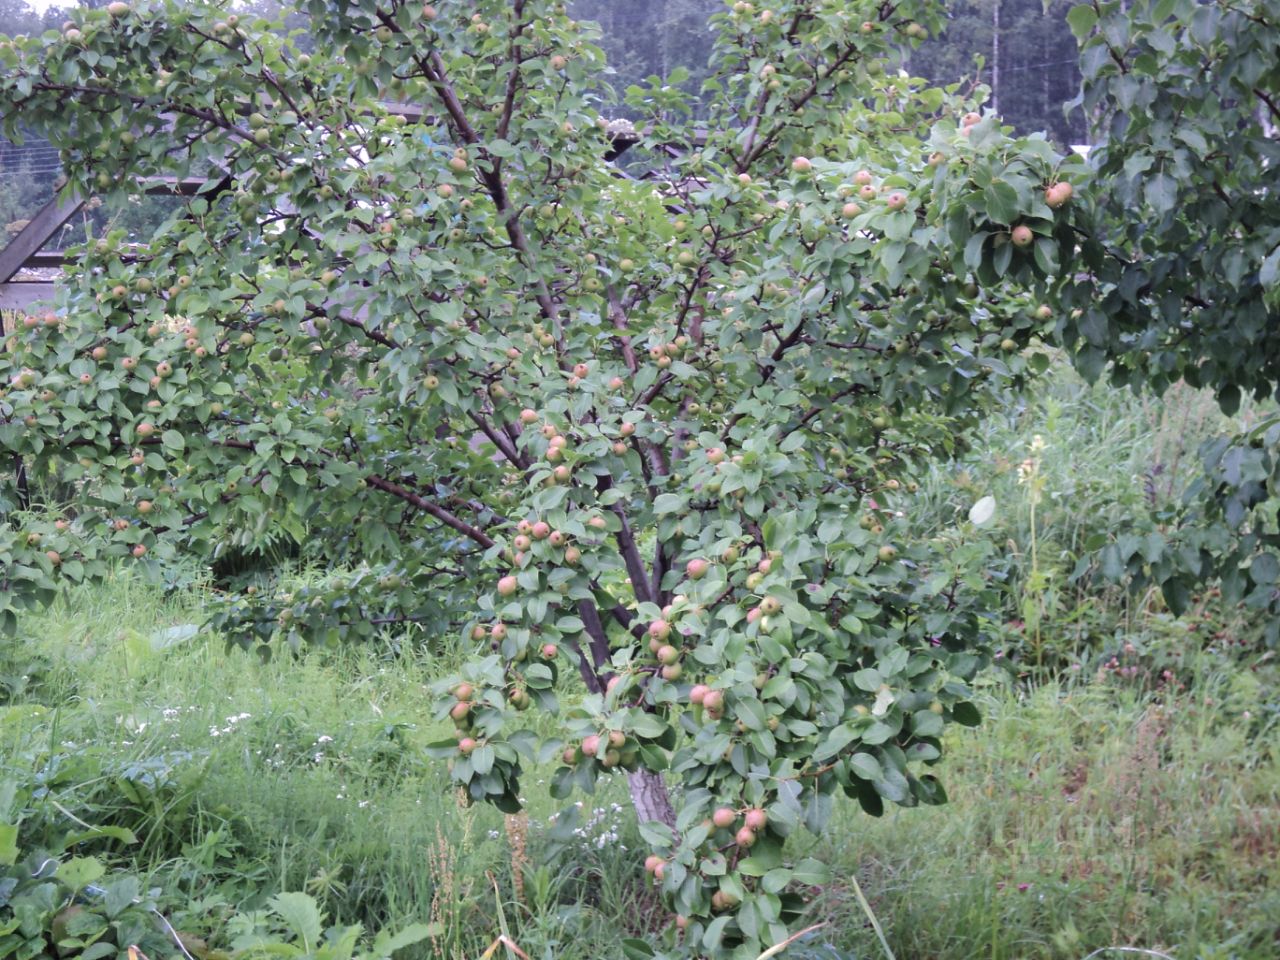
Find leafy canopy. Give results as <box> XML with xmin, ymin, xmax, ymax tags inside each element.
<box><xmin>1</xmin><ymin>0</ymin><xmax>1085</xmax><ymax>954</ymax></box>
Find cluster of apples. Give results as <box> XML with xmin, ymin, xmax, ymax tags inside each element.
<box><xmin>560</xmin><ymin>729</ymin><xmax>639</xmax><ymax>771</ymax></box>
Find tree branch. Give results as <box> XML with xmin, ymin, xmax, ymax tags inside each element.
<box><xmin>366</xmin><ymin>474</ymin><xmax>495</xmax><ymax>548</ymax></box>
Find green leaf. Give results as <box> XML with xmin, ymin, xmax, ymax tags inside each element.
<box><xmin>268</xmin><ymin>892</ymin><xmax>324</xmax><ymax>949</ymax></box>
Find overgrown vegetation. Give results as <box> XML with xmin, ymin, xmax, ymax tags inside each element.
<box><xmin>5</xmin><ymin>366</ymin><xmax>1277</xmax><ymax>959</ymax></box>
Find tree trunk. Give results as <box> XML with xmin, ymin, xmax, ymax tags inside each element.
<box><xmin>628</xmin><ymin>768</ymin><xmax>677</xmax><ymax>829</ymax></box>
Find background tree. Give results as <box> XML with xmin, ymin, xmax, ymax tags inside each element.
<box><xmin>0</xmin><ymin>0</ymin><xmax>1084</xmax><ymax>954</ymax></box>
<box><xmin>1053</xmin><ymin>0</ymin><xmax>1280</xmax><ymax>645</ymax></box>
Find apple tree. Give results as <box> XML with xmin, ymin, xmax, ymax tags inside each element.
<box><xmin>1</xmin><ymin>0</ymin><xmax>1085</xmax><ymax>953</ymax></box>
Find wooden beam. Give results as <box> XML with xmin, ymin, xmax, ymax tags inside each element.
<box><xmin>0</xmin><ymin>190</ymin><xmax>84</xmax><ymax>285</ymax></box>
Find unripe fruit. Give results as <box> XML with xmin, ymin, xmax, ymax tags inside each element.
<box><xmin>581</xmin><ymin>734</ymin><xmax>600</xmax><ymax>757</ymax></box>
<box><xmin>450</xmin><ymin>701</ymin><xmax>471</xmax><ymax>721</ymax></box>
<box><xmin>648</xmin><ymin>619</ymin><xmax>671</xmax><ymax>641</ymax></box>
<box><xmin>878</xmin><ymin>544</ymin><xmax>898</xmax><ymax>562</ymax></box>
<box><xmin>712</xmin><ymin>807</ymin><xmax>736</xmax><ymax>828</ymax></box>
<box><xmin>458</xmin><ymin>737</ymin><xmax>477</xmax><ymax>754</ymax></box>
<box><xmin>689</xmin><ymin>684</ymin><xmax>709</xmax><ymax>705</ymax></box>
<box><xmin>644</xmin><ymin>854</ymin><xmax>664</xmax><ymax>874</ymax></box>
<box><xmin>132</xmin><ymin>544</ymin><xmax>147</xmax><ymax>558</ymax></box>
<box><xmin>702</xmin><ymin>690</ymin><xmax>724</xmax><ymax>715</ymax></box>
<box><xmin>760</xmin><ymin>596</ymin><xmax>781</xmax><ymax>616</ymax></box>
<box><xmin>886</xmin><ymin>191</ymin><xmax>908</xmax><ymax>211</ymax></box>
<box><xmin>686</xmin><ymin>558</ymin><xmax>709</xmax><ymax>579</ymax></box>
<box><xmin>1011</xmin><ymin>225</ymin><xmax>1034</xmax><ymax>248</ymax></box>
<box><xmin>46</xmin><ymin>551</ymin><xmax>62</xmax><ymax>566</ymax></box>
<box><xmin>531</xmin><ymin>521</ymin><xmax>551</xmax><ymax>540</ymax></box>
<box><xmin>656</xmin><ymin>644</ymin><xmax>680</xmax><ymax>665</ymax></box>
<box><xmin>455</xmin><ymin>682</ymin><xmax>475</xmax><ymax>701</ymax></box>
<box><xmin>562</xmin><ymin>747</ymin><xmax>577</xmax><ymax>764</ymax></box>
<box><xmin>497</xmin><ymin>575</ymin><xmax>518</xmax><ymax>596</ymax></box>
<box><xmin>791</xmin><ymin>156</ymin><xmax>812</xmax><ymax>173</ymax></box>
<box><xmin>735</xmin><ymin>826</ymin><xmax>757</xmax><ymax>848</ymax></box>
<box><xmin>541</xmin><ymin>643</ymin><xmax>558</xmax><ymax>659</ymax></box>
<box><xmin>744</xmin><ymin>808</ymin><xmax>768</xmax><ymax>831</ymax></box>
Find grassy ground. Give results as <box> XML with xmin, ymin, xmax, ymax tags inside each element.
<box><xmin>3</xmin><ymin>366</ymin><xmax>1277</xmax><ymax>959</ymax></box>
<box><xmin>3</xmin><ymin>570</ymin><xmax>1276</xmax><ymax>960</ymax></box>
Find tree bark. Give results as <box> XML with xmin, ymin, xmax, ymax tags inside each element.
<box><xmin>627</xmin><ymin>769</ymin><xmax>677</xmax><ymax>829</ymax></box>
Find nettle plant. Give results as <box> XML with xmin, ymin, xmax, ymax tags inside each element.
<box><xmin>1</xmin><ymin>0</ymin><xmax>1083</xmax><ymax>953</ymax></box>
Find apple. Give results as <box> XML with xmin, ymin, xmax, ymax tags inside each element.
<box><xmin>532</xmin><ymin>521</ymin><xmax>551</xmax><ymax>540</ymax></box>
<box><xmin>648</xmin><ymin>619</ymin><xmax>671</xmax><ymax>641</ymax></box>
<box><xmin>744</xmin><ymin>808</ymin><xmax>767</xmax><ymax>830</ymax></box>
<box><xmin>1035</xmin><ymin>304</ymin><xmax>1053</xmax><ymax>320</ymax></box>
<box><xmin>549</xmin><ymin>529</ymin><xmax>566</xmax><ymax>547</ymax></box>
<box><xmin>1046</xmin><ymin>181</ymin><xmax>1073</xmax><ymax>208</ymax></box>
<box><xmin>562</xmin><ymin>746</ymin><xmax>577</xmax><ymax>765</ymax></box>
<box><xmin>702</xmin><ymin>690</ymin><xmax>724</xmax><ymax>715</ymax></box>
<box><xmin>842</xmin><ymin>202</ymin><xmax>861</xmax><ymax>218</ymax></box>
<box><xmin>497</xmin><ymin>575</ymin><xmax>518</xmax><ymax>597</ymax></box>
<box><xmin>706</xmin><ymin>446</ymin><xmax>726</xmax><ymax>464</ymax></box>
<box><xmin>791</xmin><ymin>156</ymin><xmax>812</xmax><ymax>173</ymax></box>
<box><xmin>541</xmin><ymin>643</ymin><xmax>558</xmax><ymax>659</ymax></box>
<box><xmin>588</xmin><ymin>516</ymin><xmax>608</xmax><ymax>530</ymax></box>
<box><xmin>136</xmin><ymin>422</ymin><xmax>156</xmax><ymax>437</ymax></box>
<box><xmin>137</xmin><ymin>500</ymin><xmax>153</xmax><ymax>513</ymax></box>
<box><xmin>107</xmin><ymin>2</ymin><xmax>130</xmax><ymax>17</ymax></box>
<box><xmin>735</xmin><ymin>826</ymin><xmax>756</xmax><ymax>848</ymax></box>
<box><xmin>1011</xmin><ymin>225</ymin><xmax>1034</xmax><ymax>248</ymax></box>
<box><xmin>656</xmin><ymin>644</ymin><xmax>680</xmax><ymax>665</ymax></box>
<box><xmin>46</xmin><ymin>550</ymin><xmax>62</xmax><ymax>566</ymax></box>
<box><xmin>449</xmin><ymin>701</ymin><xmax>471</xmax><ymax>721</ymax></box>
<box><xmin>712</xmin><ymin>807</ymin><xmax>736</xmax><ymax>828</ymax></box>
<box><xmin>132</xmin><ymin>544</ymin><xmax>147</xmax><ymax>558</ymax></box>
<box><xmin>878</xmin><ymin>544</ymin><xmax>898</xmax><ymax>562</ymax></box>
<box><xmin>644</xmin><ymin>854</ymin><xmax>663</xmax><ymax>874</ymax></box>
<box><xmin>689</xmin><ymin>684</ymin><xmax>709</xmax><ymax>705</ymax></box>
<box><xmin>520</xmin><ymin>408</ymin><xmax>538</xmax><ymax>424</ymax></box>
<box><xmin>581</xmin><ymin>734</ymin><xmax>600</xmax><ymax>757</ymax></box>
<box><xmin>550</xmin><ymin>54</ymin><xmax>567</xmax><ymax>70</ymax></box>
<box><xmin>121</xmin><ymin>356</ymin><xmax>138</xmax><ymax>370</ymax></box>
<box><xmin>455</xmin><ymin>682</ymin><xmax>475</xmax><ymax>701</ymax></box>
<box><xmin>686</xmin><ymin>558</ymin><xmax>709</xmax><ymax>579</ymax></box>
<box><xmin>760</xmin><ymin>596</ymin><xmax>781</xmax><ymax>615</ymax></box>
<box><xmin>885</xmin><ymin>191</ymin><xmax>908</xmax><ymax>211</ymax></box>
<box><xmin>458</xmin><ymin>737</ymin><xmax>477</xmax><ymax>754</ymax></box>
<box><xmin>422</xmin><ymin>4</ymin><xmax>437</xmax><ymax>20</ymax></box>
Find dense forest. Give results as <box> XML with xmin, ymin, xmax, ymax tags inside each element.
<box><xmin>1</xmin><ymin>0</ymin><xmax>1087</xmax><ymax>251</ymax></box>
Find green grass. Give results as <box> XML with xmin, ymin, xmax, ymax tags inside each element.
<box><xmin>3</xmin><ymin>570</ymin><xmax>1277</xmax><ymax>960</ymax></box>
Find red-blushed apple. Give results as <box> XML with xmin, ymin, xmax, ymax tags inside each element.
<box><xmin>644</xmin><ymin>854</ymin><xmax>663</xmax><ymax>874</ymax></box>
<box><xmin>491</xmin><ymin>622</ymin><xmax>507</xmax><ymax>640</ymax></box>
<box><xmin>735</xmin><ymin>826</ymin><xmax>757</xmax><ymax>848</ymax></box>
<box><xmin>531</xmin><ymin>521</ymin><xmax>551</xmax><ymax>540</ymax></box>
<box><xmin>1011</xmin><ymin>225</ymin><xmax>1034</xmax><ymax>248</ymax></box>
<box><xmin>514</xmin><ymin>535</ymin><xmax>531</xmax><ymax>551</ymax></box>
<box><xmin>541</xmin><ymin>643</ymin><xmax>558</xmax><ymax>659</ymax></box>
<box><xmin>581</xmin><ymin>734</ymin><xmax>600</xmax><ymax>757</ymax></box>
<box><xmin>137</xmin><ymin>422</ymin><xmax>156</xmax><ymax>437</ymax></box>
<box><xmin>656</xmin><ymin>644</ymin><xmax>680</xmax><ymax>665</ymax></box>
<box><xmin>686</xmin><ymin>558</ymin><xmax>709</xmax><ymax>579</ymax></box>
<box><xmin>561</xmin><ymin>746</ymin><xmax>577</xmax><ymax>765</ymax></box>
<box><xmin>648</xmin><ymin>619</ymin><xmax>671</xmax><ymax>641</ymax></box>
<box><xmin>449</xmin><ymin>701</ymin><xmax>471</xmax><ymax>721</ymax></box>
<box><xmin>706</xmin><ymin>446</ymin><xmax>726</xmax><ymax>464</ymax></box>
<box><xmin>702</xmin><ymin>689</ymin><xmax>725</xmax><ymax>716</ymax></box>
<box><xmin>564</xmin><ymin>546</ymin><xmax>581</xmax><ymax>564</ymax></box>
<box><xmin>588</xmin><ymin>516</ymin><xmax>608</xmax><ymax>530</ymax></box>
<box><xmin>712</xmin><ymin>807</ymin><xmax>736</xmax><ymax>828</ymax></box>
<box><xmin>46</xmin><ymin>550</ymin><xmax>62</xmax><ymax>566</ymax></box>
<box><xmin>497</xmin><ymin>575</ymin><xmax>518</xmax><ymax>597</ymax></box>
<box><xmin>746</xmin><ymin>606</ymin><xmax>763</xmax><ymax>625</ymax></box>
<box><xmin>791</xmin><ymin>156</ymin><xmax>812</xmax><ymax>173</ymax></box>
<box><xmin>131</xmin><ymin>544</ymin><xmax>147</xmax><ymax>558</ymax></box>
<box><xmin>619</xmin><ymin>421</ymin><xmax>635</xmax><ymax>437</ymax></box>
<box><xmin>608</xmin><ymin>376</ymin><xmax>624</xmax><ymax>390</ymax></box>
<box><xmin>744</xmin><ymin>808</ymin><xmax>768</xmax><ymax>831</ymax></box>
<box><xmin>519</xmin><ymin>408</ymin><xmax>538</xmax><ymax>424</ymax></box>
<box><xmin>1046</xmin><ymin>181</ymin><xmax>1073</xmax><ymax>208</ymax></box>
<box><xmin>458</xmin><ymin>737</ymin><xmax>477</xmax><ymax>754</ymax></box>
<box><xmin>471</xmin><ymin>625</ymin><xmax>486</xmax><ymax>641</ymax></box>
<box><xmin>886</xmin><ymin>191</ymin><xmax>908</xmax><ymax>211</ymax></box>
<box><xmin>689</xmin><ymin>684</ymin><xmax>710</xmax><ymax>705</ymax></box>
<box><xmin>842</xmin><ymin>201</ymin><xmax>861</xmax><ymax>218</ymax></box>
<box><xmin>549</xmin><ymin>530</ymin><xmax>566</xmax><ymax>547</ymax></box>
